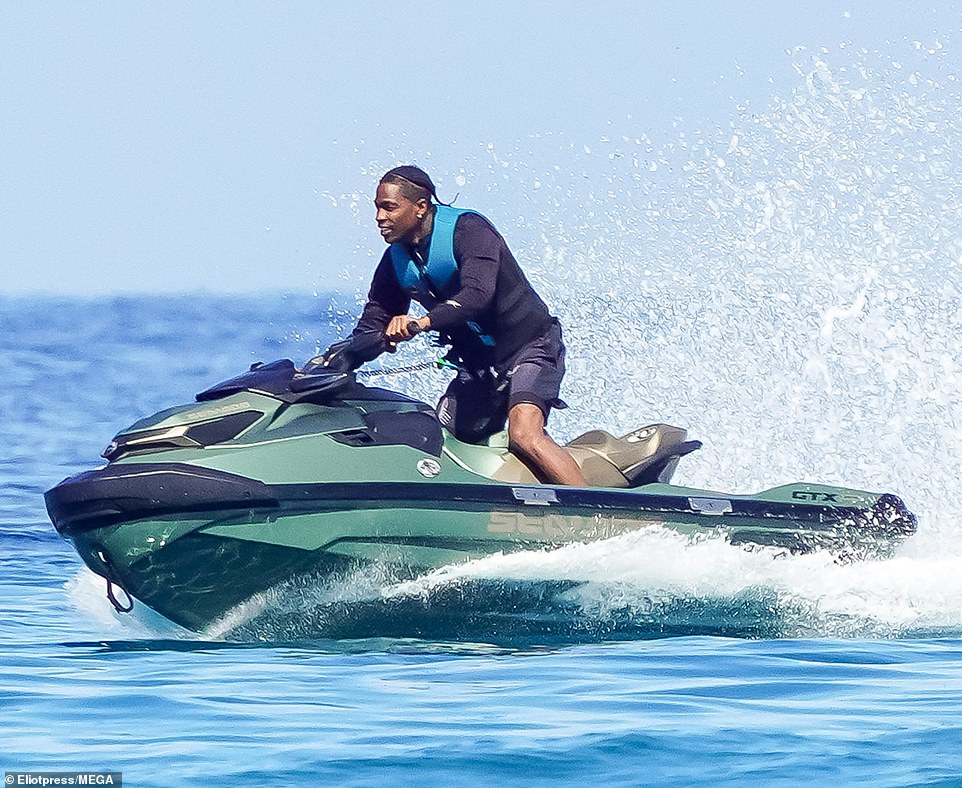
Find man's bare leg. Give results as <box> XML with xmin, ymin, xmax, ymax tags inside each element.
<box><xmin>507</xmin><ymin>403</ymin><xmax>587</xmax><ymax>486</ymax></box>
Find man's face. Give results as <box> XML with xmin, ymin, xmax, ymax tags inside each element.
<box><xmin>374</xmin><ymin>182</ymin><xmax>425</xmax><ymax>244</ymax></box>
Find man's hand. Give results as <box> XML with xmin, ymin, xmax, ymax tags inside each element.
<box><xmin>385</xmin><ymin>315</ymin><xmax>431</xmax><ymax>343</ymax></box>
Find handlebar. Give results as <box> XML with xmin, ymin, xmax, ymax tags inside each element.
<box><xmin>406</xmin><ymin>320</ymin><xmax>422</xmax><ymax>337</ymax></box>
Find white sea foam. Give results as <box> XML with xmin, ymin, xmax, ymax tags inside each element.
<box><xmin>65</xmin><ymin>567</ymin><xmax>194</xmax><ymax>639</ymax></box>
<box><xmin>383</xmin><ymin>529</ymin><xmax>962</xmax><ymax>638</ymax></box>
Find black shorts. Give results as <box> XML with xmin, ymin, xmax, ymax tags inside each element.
<box><xmin>437</xmin><ymin>321</ymin><xmax>567</xmax><ymax>443</ymax></box>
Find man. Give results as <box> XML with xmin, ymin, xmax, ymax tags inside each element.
<box><xmin>323</xmin><ymin>165</ymin><xmax>585</xmax><ymax>486</ymax></box>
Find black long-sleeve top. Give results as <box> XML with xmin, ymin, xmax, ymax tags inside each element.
<box><xmin>351</xmin><ymin>211</ymin><xmax>555</xmax><ymax>370</ymax></box>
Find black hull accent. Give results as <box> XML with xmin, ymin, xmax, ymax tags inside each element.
<box><xmin>46</xmin><ymin>462</ymin><xmax>917</xmax><ymax>540</ymax></box>
<box><xmin>46</xmin><ymin>463</ymin><xmax>277</xmax><ymax>535</ymax></box>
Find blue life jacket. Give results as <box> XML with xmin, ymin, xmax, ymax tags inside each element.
<box><xmin>389</xmin><ymin>205</ymin><xmax>495</xmax><ymax>347</ymax></box>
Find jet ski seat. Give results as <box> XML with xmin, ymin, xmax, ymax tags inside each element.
<box><xmin>491</xmin><ymin>424</ymin><xmax>702</xmax><ymax>488</ymax></box>
<box><xmin>566</xmin><ymin>425</ymin><xmax>702</xmax><ymax>487</ymax></box>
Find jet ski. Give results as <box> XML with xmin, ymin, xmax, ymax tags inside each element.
<box><xmin>45</xmin><ymin>335</ymin><xmax>916</xmax><ymax>632</ymax></box>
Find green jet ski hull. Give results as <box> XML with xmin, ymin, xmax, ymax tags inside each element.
<box><xmin>46</xmin><ymin>361</ymin><xmax>916</xmax><ymax>633</ymax></box>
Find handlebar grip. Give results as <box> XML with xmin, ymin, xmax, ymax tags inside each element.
<box><xmin>406</xmin><ymin>320</ymin><xmax>422</xmax><ymax>337</ymax></box>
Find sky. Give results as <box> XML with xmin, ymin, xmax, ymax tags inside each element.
<box><xmin>1</xmin><ymin>1</ymin><xmax>959</xmax><ymax>294</ymax></box>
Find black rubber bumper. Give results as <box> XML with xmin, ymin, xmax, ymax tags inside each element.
<box><xmin>45</xmin><ymin>463</ymin><xmax>277</xmax><ymax>535</ymax></box>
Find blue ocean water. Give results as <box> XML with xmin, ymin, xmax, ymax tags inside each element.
<box><xmin>3</xmin><ymin>295</ymin><xmax>962</xmax><ymax>787</ymax></box>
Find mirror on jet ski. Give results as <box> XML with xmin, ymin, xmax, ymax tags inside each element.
<box><xmin>197</xmin><ymin>359</ymin><xmax>300</xmax><ymax>401</ymax></box>
<box><xmin>196</xmin><ymin>358</ymin><xmax>351</xmax><ymax>403</ymax></box>
<box><xmin>306</xmin><ymin>330</ymin><xmax>393</xmax><ymax>374</ymax></box>
<box><xmin>195</xmin><ymin>327</ymin><xmax>430</xmax><ymax>406</ymax></box>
